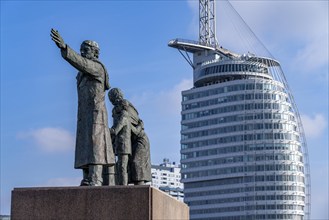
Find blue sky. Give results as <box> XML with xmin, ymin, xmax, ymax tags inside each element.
<box><xmin>1</xmin><ymin>1</ymin><xmax>328</xmax><ymax>218</ymax></box>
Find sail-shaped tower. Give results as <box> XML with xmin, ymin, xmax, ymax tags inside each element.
<box><xmin>168</xmin><ymin>1</ymin><xmax>311</xmax><ymax>220</ymax></box>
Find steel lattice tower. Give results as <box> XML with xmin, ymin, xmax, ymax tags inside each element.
<box><xmin>199</xmin><ymin>0</ymin><xmax>218</xmax><ymax>48</ymax></box>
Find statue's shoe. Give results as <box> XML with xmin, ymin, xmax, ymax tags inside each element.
<box><xmin>89</xmin><ymin>180</ymin><xmax>102</xmax><ymax>186</ymax></box>
<box><xmin>80</xmin><ymin>178</ymin><xmax>90</xmax><ymax>186</ymax></box>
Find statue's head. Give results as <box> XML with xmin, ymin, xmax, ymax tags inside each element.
<box><xmin>80</xmin><ymin>40</ymin><xmax>100</xmax><ymax>59</ymax></box>
<box><xmin>108</xmin><ymin>88</ymin><xmax>124</xmax><ymax>104</ymax></box>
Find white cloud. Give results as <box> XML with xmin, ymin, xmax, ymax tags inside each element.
<box><xmin>130</xmin><ymin>78</ymin><xmax>193</xmax><ymax>116</ymax></box>
<box><xmin>301</xmin><ymin>114</ymin><xmax>327</xmax><ymax>139</ymax></box>
<box><xmin>18</xmin><ymin>127</ymin><xmax>75</xmax><ymax>153</ymax></box>
<box><xmin>310</xmin><ymin>164</ymin><xmax>329</xmax><ymax>219</ymax></box>
<box><xmin>156</xmin><ymin>78</ymin><xmax>193</xmax><ymax>115</ymax></box>
<box><xmin>292</xmin><ymin>34</ymin><xmax>329</xmax><ymax>73</ymax></box>
<box><xmin>43</xmin><ymin>177</ymin><xmax>81</xmax><ymax>187</ymax></box>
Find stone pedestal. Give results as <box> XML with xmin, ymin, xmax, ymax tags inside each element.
<box><xmin>11</xmin><ymin>185</ymin><xmax>189</xmax><ymax>220</ymax></box>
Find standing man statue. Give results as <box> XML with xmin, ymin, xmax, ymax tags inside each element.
<box><xmin>50</xmin><ymin>29</ymin><xmax>115</xmax><ymax>186</ymax></box>
<box><xmin>109</xmin><ymin>88</ymin><xmax>151</xmax><ymax>185</ymax></box>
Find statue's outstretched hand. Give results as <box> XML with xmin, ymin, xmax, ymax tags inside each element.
<box><xmin>50</xmin><ymin>28</ymin><xmax>66</xmax><ymax>49</ymax></box>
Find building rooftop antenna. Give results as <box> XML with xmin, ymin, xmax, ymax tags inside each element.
<box><xmin>168</xmin><ymin>0</ymin><xmax>238</xmax><ymax>69</ymax></box>
<box><xmin>199</xmin><ymin>0</ymin><xmax>219</xmax><ymax>48</ymax></box>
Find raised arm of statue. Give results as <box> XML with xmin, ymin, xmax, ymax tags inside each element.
<box><xmin>50</xmin><ymin>28</ymin><xmax>106</xmax><ymax>81</ymax></box>
<box><xmin>61</xmin><ymin>46</ymin><xmax>105</xmax><ymax>79</ymax></box>
<box><xmin>50</xmin><ymin>28</ymin><xmax>66</xmax><ymax>49</ymax></box>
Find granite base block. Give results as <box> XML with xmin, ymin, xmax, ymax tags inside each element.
<box><xmin>11</xmin><ymin>185</ymin><xmax>189</xmax><ymax>220</ymax></box>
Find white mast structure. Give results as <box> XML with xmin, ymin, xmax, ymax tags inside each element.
<box><xmin>168</xmin><ymin>0</ymin><xmax>238</xmax><ymax>70</ymax></box>
<box><xmin>199</xmin><ymin>0</ymin><xmax>218</xmax><ymax>48</ymax></box>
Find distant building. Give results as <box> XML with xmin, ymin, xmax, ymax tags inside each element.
<box><xmin>151</xmin><ymin>158</ymin><xmax>184</xmax><ymax>201</ymax></box>
<box><xmin>0</xmin><ymin>215</ymin><xmax>10</xmax><ymax>220</ymax></box>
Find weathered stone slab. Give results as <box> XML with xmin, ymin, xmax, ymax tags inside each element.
<box><xmin>11</xmin><ymin>185</ymin><xmax>189</xmax><ymax>220</ymax></box>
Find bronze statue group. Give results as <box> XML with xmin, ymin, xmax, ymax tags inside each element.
<box><xmin>51</xmin><ymin>29</ymin><xmax>151</xmax><ymax>186</ymax></box>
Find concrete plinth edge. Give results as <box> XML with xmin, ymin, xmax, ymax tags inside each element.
<box><xmin>11</xmin><ymin>185</ymin><xmax>189</xmax><ymax>220</ymax></box>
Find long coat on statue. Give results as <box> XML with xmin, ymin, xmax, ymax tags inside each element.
<box><xmin>131</xmin><ymin>129</ymin><xmax>151</xmax><ymax>183</ymax></box>
<box><xmin>111</xmin><ymin>99</ymin><xmax>139</xmax><ymax>156</ymax></box>
<box><xmin>61</xmin><ymin>46</ymin><xmax>115</xmax><ymax>169</ymax></box>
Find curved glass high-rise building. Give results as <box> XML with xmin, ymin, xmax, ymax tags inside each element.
<box><xmin>169</xmin><ymin>1</ymin><xmax>310</xmax><ymax>220</ymax></box>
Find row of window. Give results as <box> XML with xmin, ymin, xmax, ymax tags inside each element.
<box><xmin>184</xmin><ymin>175</ymin><xmax>305</xmax><ymax>189</ymax></box>
<box><xmin>183</xmin><ymin>164</ymin><xmax>304</xmax><ymax>178</ymax></box>
<box><xmin>182</xmin><ymin>154</ymin><xmax>303</xmax><ymax>168</ymax></box>
<box><xmin>151</xmin><ymin>171</ymin><xmax>180</xmax><ymax>178</ymax></box>
<box><xmin>182</xmin><ymin>133</ymin><xmax>300</xmax><ymax>149</ymax></box>
<box><xmin>191</xmin><ymin>204</ymin><xmax>304</xmax><ymax>214</ymax></box>
<box><xmin>185</xmin><ymin>185</ymin><xmax>305</xmax><ymax>198</ymax></box>
<box><xmin>193</xmin><ymin>214</ymin><xmax>303</xmax><ymax>220</ymax></box>
<box><xmin>181</xmin><ymin>143</ymin><xmax>302</xmax><ymax>156</ymax></box>
<box><xmin>243</xmin><ymin>143</ymin><xmax>301</xmax><ymax>152</ymax></box>
<box><xmin>202</xmin><ymin>63</ymin><xmax>269</xmax><ymax>77</ymax></box>
<box><xmin>152</xmin><ymin>179</ymin><xmax>180</xmax><ymax>183</ymax></box>
<box><xmin>182</xmin><ymin>123</ymin><xmax>297</xmax><ymax>140</ymax></box>
<box><xmin>183</xmin><ymin>83</ymin><xmax>285</xmax><ymax>101</ymax></box>
<box><xmin>197</xmin><ymin>75</ymin><xmax>259</xmax><ymax>87</ymax></box>
<box><xmin>182</xmin><ymin>103</ymin><xmax>292</xmax><ymax>120</ymax></box>
<box><xmin>182</xmin><ymin>112</ymin><xmax>296</xmax><ymax>130</ymax></box>
<box><xmin>183</xmin><ymin>93</ymin><xmax>288</xmax><ymax>111</ymax></box>
<box><xmin>188</xmin><ymin>195</ymin><xmax>305</xmax><ymax>206</ymax></box>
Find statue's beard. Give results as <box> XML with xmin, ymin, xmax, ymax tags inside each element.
<box><xmin>81</xmin><ymin>53</ymin><xmax>94</xmax><ymax>60</ymax></box>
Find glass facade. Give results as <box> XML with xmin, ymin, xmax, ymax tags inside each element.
<box><xmin>181</xmin><ymin>56</ymin><xmax>310</xmax><ymax>220</ymax></box>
